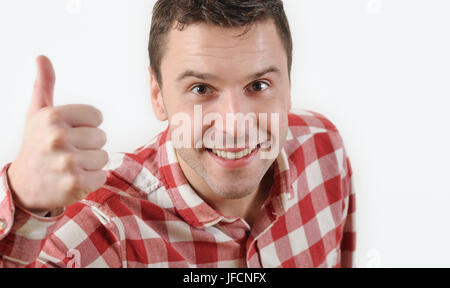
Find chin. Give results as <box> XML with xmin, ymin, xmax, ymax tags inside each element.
<box><xmin>202</xmin><ymin>153</ymin><xmax>275</xmax><ymax>199</ymax></box>
<box><xmin>177</xmin><ymin>147</ymin><xmax>274</xmax><ymax>200</ymax></box>
<box><xmin>206</xmin><ymin>177</ymin><xmax>261</xmax><ymax>200</ymax></box>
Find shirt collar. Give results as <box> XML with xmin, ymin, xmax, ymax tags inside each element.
<box><xmin>157</xmin><ymin>128</ymin><xmax>294</xmax><ymax>229</ymax></box>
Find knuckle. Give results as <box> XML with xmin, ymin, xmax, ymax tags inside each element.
<box><xmin>64</xmin><ymin>175</ymin><xmax>79</xmax><ymax>193</ymax></box>
<box><xmin>63</xmin><ymin>154</ymin><xmax>75</xmax><ymax>168</ymax></box>
<box><xmin>44</xmin><ymin>109</ymin><xmax>63</xmax><ymax>125</ymax></box>
<box><xmin>48</xmin><ymin>128</ymin><xmax>67</xmax><ymax>149</ymax></box>
<box><xmin>57</xmin><ymin>153</ymin><xmax>76</xmax><ymax>172</ymax></box>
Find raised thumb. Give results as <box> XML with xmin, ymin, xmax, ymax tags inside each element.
<box><xmin>29</xmin><ymin>55</ymin><xmax>55</xmax><ymax>114</ymax></box>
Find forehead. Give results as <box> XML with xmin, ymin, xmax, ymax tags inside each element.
<box><xmin>161</xmin><ymin>20</ymin><xmax>288</xmax><ymax>79</ymax></box>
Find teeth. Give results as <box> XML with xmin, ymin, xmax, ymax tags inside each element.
<box><xmin>211</xmin><ymin>147</ymin><xmax>257</xmax><ymax>160</ymax></box>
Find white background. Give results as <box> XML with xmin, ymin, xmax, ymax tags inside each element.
<box><xmin>1</xmin><ymin>0</ymin><xmax>449</xmax><ymax>267</ymax></box>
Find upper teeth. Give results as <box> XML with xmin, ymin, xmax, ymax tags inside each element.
<box><xmin>211</xmin><ymin>147</ymin><xmax>256</xmax><ymax>160</ymax></box>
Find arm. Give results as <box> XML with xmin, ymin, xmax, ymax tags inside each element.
<box><xmin>0</xmin><ymin>164</ymin><xmax>123</xmax><ymax>268</ymax></box>
<box><xmin>339</xmin><ymin>154</ymin><xmax>356</xmax><ymax>268</ymax></box>
<box><xmin>0</xmin><ymin>55</ymin><xmax>117</xmax><ymax>267</ymax></box>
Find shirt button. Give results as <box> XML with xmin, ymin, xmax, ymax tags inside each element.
<box><xmin>0</xmin><ymin>218</ymin><xmax>6</xmax><ymax>231</ymax></box>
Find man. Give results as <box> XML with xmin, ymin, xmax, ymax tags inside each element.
<box><xmin>0</xmin><ymin>0</ymin><xmax>355</xmax><ymax>268</ymax></box>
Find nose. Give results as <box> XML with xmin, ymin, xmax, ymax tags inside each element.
<box><xmin>212</xmin><ymin>90</ymin><xmax>257</xmax><ymax>147</ymax></box>
<box><xmin>219</xmin><ymin>88</ymin><xmax>242</xmax><ymax>114</ymax></box>
<box><xmin>221</xmin><ymin>89</ymin><xmax>241</xmax><ymax>135</ymax></box>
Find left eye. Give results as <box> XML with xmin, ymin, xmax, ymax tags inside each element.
<box><xmin>247</xmin><ymin>81</ymin><xmax>270</xmax><ymax>92</ymax></box>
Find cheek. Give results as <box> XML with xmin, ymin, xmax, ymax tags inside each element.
<box><xmin>261</xmin><ymin>107</ymin><xmax>289</xmax><ymax>134</ymax></box>
<box><xmin>167</xmin><ymin>108</ymin><xmax>197</xmax><ymax>147</ymax></box>
<box><xmin>177</xmin><ymin>148</ymin><xmax>204</xmax><ymax>169</ymax></box>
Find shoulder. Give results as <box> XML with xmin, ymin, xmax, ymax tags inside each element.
<box><xmin>287</xmin><ymin>109</ymin><xmax>346</xmax><ymax>151</ymax></box>
<box><xmin>288</xmin><ymin>109</ymin><xmax>338</xmax><ymax>134</ymax></box>
<box><xmin>285</xmin><ymin>109</ymin><xmax>350</xmax><ymax>184</ymax></box>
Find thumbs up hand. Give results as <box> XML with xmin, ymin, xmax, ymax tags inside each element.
<box><xmin>7</xmin><ymin>56</ymin><xmax>109</xmax><ymax>213</ymax></box>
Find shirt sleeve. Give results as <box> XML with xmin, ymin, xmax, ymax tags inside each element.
<box><xmin>339</xmin><ymin>153</ymin><xmax>356</xmax><ymax>268</ymax></box>
<box><xmin>0</xmin><ymin>164</ymin><xmax>15</xmax><ymax>244</ymax></box>
<box><xmin>0</xmin><ymin>163</ymin><xmax>123</xmax><ymax>268</ymax></box>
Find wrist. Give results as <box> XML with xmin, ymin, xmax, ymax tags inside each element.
<box><xmin>6</xmin><ymin>164</ymin><xmax>49</xmax><ymax>216</ymax></box>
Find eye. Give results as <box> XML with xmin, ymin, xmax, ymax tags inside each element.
<box><xmin>247</xmin><ymin>81</ymin><xmax>270</xmax><ymax>93</ymax></box>
<box><xmin>191</xmin><ymin>84</ymin><xmax>214</xmax><ymax>96</ymax></box>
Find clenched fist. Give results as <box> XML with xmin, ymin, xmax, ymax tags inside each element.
<box><xmin>7</xmin><ymin>56</ymin><xmax>109</xmax><ymax>213</ymax></box>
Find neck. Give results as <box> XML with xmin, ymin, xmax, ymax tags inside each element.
<box><xmin>207</xmin><ymin>171</ymin><xmax>273</xmax><ymax>227</ymax></box>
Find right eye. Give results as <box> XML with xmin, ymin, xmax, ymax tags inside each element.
<box><xmin>191</xmin><ymin>84</ymin><xmax>214</xmax><ymax>96</ymax></box>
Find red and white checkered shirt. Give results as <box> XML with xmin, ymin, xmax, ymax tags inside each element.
<box><xmin>0</xmin><ymin>110</ymin><xmax>356</xmax><ymax>268</ymax></box>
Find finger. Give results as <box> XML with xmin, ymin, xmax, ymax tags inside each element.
<box><xmin>67</xmin><ymin>170</ymin><xmax>107</xmax><ymax>203</ymax></box>
<box><xmin>54</xmin><ymin>104</ymin><xmax>103</xmax><ymax>127</ymax></box>
<box><xmin>29</xmin><ymin>55</ymin><xmax>55</xmax><ymax>114</ymax></box>
<box><xmin>68</xmin><ymin>127</ymin><xmax>107</xmax><ymax>150</ymax></box>
<box><xmin>76</xmin><ymin>150</ymin><xmax>109</xmax><ymax>171</ymax></box>
<box><xmin>77</xmin><ymin>170</ymin><xmax>108</xmax><ymax>195</ymax></box>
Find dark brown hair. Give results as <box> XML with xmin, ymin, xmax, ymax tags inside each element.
<box><xmin>149</xmin><ymin>0</ymin><xmax>293</xmax><ymax>85</ymax></box>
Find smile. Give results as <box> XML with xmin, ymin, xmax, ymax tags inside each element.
<box><xmin>205</xmin><ymin>144</ymin><xmax>263</xmax><ymax>169</ymax></box>
<box><xmin>210</xmin><ymin>146</ymin><xmax>258</xmax><ymax>160</ymax></box>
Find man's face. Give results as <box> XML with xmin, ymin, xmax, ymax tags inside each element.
<box><xmin>155</xmin><ymin>20</ymin><xmax>291</xmax><ymax>200</ymax></box>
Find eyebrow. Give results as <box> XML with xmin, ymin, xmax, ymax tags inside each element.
<box><xmin>176</xmin><ymin>70</ymin><xmax>216</xmax><ymax>82</ymax></box>
<box><xmin>250</xmin><ymin>66</ymin><xmax>281</xmax><ymax>80</ymax></box>
<box><xmin>176</xmin><ymin>66</ymin><xmax>281</xmax><ymax>82</ymax></box>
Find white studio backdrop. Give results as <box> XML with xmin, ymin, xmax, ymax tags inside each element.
<box><xmin>1</xmin><ymin>0</ymin><xmax>449</xmax><ymax>267</ymax></box>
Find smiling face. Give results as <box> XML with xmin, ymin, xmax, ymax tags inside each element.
<box><xmin>150</xmin><ymin>19</ymin><xmax>291</xmax><ymax>201</ymax></box>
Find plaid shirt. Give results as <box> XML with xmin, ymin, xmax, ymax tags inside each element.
<box><xmin>0</xmin><ymin>110</ymin><xmax>356</xmax><ymax>268</ymax></box>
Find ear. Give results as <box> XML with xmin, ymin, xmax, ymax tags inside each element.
<box><xmin>149</xmin><ymin>67</ymin><xmax>168</xmax><ymax>121</ymax></box>
<box><xmin>288</xmin><ymin>80</ymin><xmax>292</xmax><ymax>112</ymax></box>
